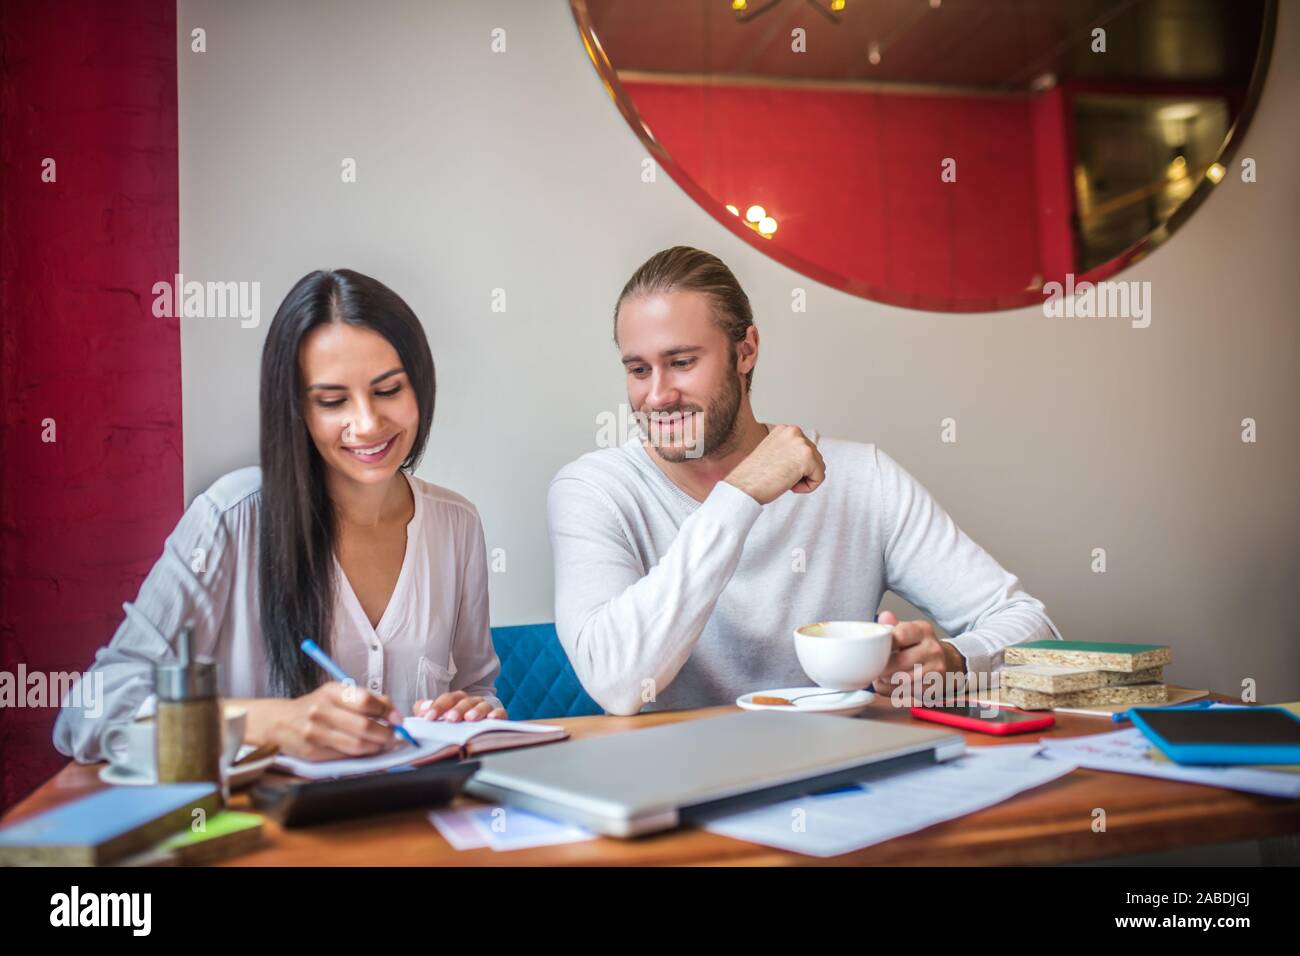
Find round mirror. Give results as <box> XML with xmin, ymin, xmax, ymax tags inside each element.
<box><xmin>572</xmin><ymin>0</ymin><xmax>1277</xmax><ymax>311</ymax></box>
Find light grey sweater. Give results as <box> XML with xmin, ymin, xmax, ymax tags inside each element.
<box><xmin>547</xmin><ymin>431</ymin><xmax>1061</xmax><ymax>715</ymax></box>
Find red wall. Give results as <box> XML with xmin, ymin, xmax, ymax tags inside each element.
<box><xmin>0</xmin><ymin>0</ymin><xmax>182</xmax><ymax>811</ymax></box>
<box><xmin>624</xmin><ymin>81</ymin><xmax>1071</xmax><ymax>304</ymax></box>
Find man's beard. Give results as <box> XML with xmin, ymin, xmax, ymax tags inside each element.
<box><xmin>642</xmin><ymin>366</ymin><xmax>743</xmax><ymax>464</ymax></box>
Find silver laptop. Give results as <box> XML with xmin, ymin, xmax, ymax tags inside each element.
<box><xmin>464</xmin><ymin>710</ymin><xmax>965</xmax><ymax>837</ymax></box>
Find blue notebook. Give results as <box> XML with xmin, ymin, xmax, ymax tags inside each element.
<box><xmin>0</xmin><ymin>783</ymin><xmax>221</xmax><ymax>866</ymax></box>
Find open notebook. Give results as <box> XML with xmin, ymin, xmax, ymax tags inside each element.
<box><xmin>274</xmin><ymin>718</ymin><xmax>568</xmax><ymax>780</ymax></box>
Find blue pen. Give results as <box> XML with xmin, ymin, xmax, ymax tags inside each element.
<box><xmin>300</xmin><ymin>638</ymin><xmax>420</xmax><ymax>749</ymax></box>
<box><xmin>1112</xmin><ymin>698</ymin><xmax>1215</xmax><ymax>723</ymax></box>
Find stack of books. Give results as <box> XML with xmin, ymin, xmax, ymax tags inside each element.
<box><xmin>0</xmin><ymin>783</ymin><xmax>264</xmax><ymax>866</ymax></box>
<box><xmin>999</xmin><ymin>640</ymin><xmax>1172</xmax><ymax>711</ymax></box>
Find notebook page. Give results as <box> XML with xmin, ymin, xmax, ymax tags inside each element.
<box><xmin>404</xmin><ymin>717</ymin><xmax>565</xmax><ymax>746</ymax></box>
<box><xmin>273</xmin><ymin>738</ymin><xmax>453</xmax><ymax>780</ymax></box>
<box><xmin>272</xmin><ymin>718</ymin><xmax>565</xmax><ymax>779</ymax></box>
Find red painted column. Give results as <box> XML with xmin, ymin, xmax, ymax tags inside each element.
<box><xmin>0</xmin><ymin>0</ymin><xmax>182</xmax><ymax>811</ymax></box>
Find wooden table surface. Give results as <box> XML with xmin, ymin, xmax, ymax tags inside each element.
<box><xmin>6</xmin><ymin>694</ymin><xmax>1299</xmax><ymax>865</ymax></box>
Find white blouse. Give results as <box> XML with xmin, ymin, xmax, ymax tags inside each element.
<box><xmin>54</xmin><ymin>466</ymin><xmax>502</xmax><ymax>762</ymax></box>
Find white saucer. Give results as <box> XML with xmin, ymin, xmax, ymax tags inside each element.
<box><xmin>737</xmin><ymin>686</ymin><xmax>875</xmax><ymax>716</ymax></box>
<box><xmin>99</xmin><ymin>744</ymin><xmax>275</xmax><ymax>789</ymax></box>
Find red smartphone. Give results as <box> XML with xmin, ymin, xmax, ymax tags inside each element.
<box><xmin>910</xmin><ymin>704</ymin><xmax>1055</xmax><ymax>736</ymax></box>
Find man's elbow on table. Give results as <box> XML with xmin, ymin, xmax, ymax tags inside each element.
<box><xmin>569</xmin><ymin>653</ymin><xmax>647</xmax><ymax>716</ymax></box>
<box><xmin>583</xmin><ymin>675</ymin><xmax>647</xmax><ymax>717</ymax></box>
<box><xmin>559</xmin><ymin>621</ymin><xmax>651</xmax><ymax>716</ymax></box>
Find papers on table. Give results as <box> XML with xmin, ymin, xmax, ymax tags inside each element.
<box><xmin>1038</xmin><ymin>726</ymin><xmax>1300</xmax><ymax>799</ymax></box>
<box><xmin>429</xmin><ymin>806</ymin><xmax>595</xmax><ymax>852</ymax></box>
<box><xmin>433</xmin><ymin>702</ymin><xmax>1300</xmax><ymax>859</ymax></box>
<box><xmin>702</xmin><ymin>743</ymin><xmax>1078</xmax><ymax>858</ymax></box>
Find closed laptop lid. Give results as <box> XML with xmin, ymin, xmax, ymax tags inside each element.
<box><xmin>466</xmin><ymin>710</ymin><xmax>964</xmax><ymax>833</ymax></box>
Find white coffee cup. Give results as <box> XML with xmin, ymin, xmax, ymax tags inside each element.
<box><xmin>101</xmin><ymin>718</ymin><xmax>158</xmax><ymax>777</ymax></box>
<box><xmin>793</xmin><ymin>620</ymin><xmax>894</xmax><ymax>690</ymax></box>
<box><xmin>102</xmin><ymin>704</ymin><xmax>247</xmax><ymax>779</ymax></box>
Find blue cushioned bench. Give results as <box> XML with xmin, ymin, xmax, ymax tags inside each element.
<box><xmin>491</xmin><ymin>623</ymin><xmax>602</xmax><ymax>720</ymax></box>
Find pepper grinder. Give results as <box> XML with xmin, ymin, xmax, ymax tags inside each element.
<box><xmin>154</xmin><ymin>623</ymin><xmax>223</xmax><ymax>792</ymax></box>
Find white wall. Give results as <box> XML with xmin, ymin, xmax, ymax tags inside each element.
<box><xmin>179</xmin><ymin>0</ymin><xmax>1299</xmax><ymax>699</ymax></box>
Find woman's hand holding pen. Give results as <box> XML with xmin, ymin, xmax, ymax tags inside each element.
<box><xmin>251</xmin><ymin>681</ymin><xmax>403</xmax><ymax>761</ymax></box>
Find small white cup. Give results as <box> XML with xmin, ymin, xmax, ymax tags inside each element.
<box><xmin>102</xmin><ymin>704</ymin><xmax>247</xmax><ymax>779</ymax></box>
<box><xmin>102</xmin><ymin>718</ymin><xmax>157</xmax><ymax>777</ymax></box>
<box><xmin>794</xmin><ymin>620</ymin><xmax>894</xmax><ymax>690</ymax></box>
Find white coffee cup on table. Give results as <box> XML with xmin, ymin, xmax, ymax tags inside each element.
<box><xmin>101</xmin><ymin>704</ymin><xmax>247</xmax><ymax>779</ymax></box>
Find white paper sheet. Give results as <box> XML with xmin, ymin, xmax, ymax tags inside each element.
<box><xmin>429</xmin><ymin>806</ymin><xmax>594</xmax><ymax>852</ymax></box>
<box><xmin>703</xmin><ymin>743</ymin><xmax>1079</xmax><ymax>858</ymax></box>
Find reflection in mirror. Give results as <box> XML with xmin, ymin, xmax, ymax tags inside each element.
<box><xmin>573</xmin><ymin>0</ymin><xmax>1275</xmax><ymax>311</ymax></box>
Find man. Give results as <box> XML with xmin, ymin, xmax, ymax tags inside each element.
<box><xmin>548</xmin><ymin>246</ymin><xmax>1061</xmax><ymax>715</ymax></box>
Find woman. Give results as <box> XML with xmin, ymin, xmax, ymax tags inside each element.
<box><xmin>55</xmin><ymin>269</ymin><xmax>506</xmax><ymax>763</ymax></box>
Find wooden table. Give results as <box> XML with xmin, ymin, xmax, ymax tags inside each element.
<box><xmin>6</xmin><ymin>696</ymin><xmax>1299</xmax><ymax>865</ymax></box>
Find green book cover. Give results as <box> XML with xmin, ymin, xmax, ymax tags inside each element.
<box><xmin>156</xmin><ymin>811</ymin><xmax>263</xmax><ymax>850</ymax></box>
<box><xmin>1014</xmin><ymin>640</ymin><xmax>1168</xmax><ymax>654</ymax></box>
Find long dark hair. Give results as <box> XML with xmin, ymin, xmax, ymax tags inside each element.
<box><xmin>258</xmin><ymin>269</ymin><xmax>435</xmax><ymax>697</ymax></box>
